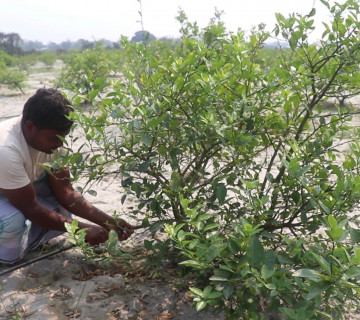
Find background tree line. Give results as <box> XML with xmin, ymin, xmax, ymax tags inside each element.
<box><xmin>0</xmin><ymin>30</ymin><xmax>172</xmax><ymax>55</ymax></box>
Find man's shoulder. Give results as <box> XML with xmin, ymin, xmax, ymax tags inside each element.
<box><xmin>0</xmin><ymin>116</ymin><xmax>20</xmax><ymax>128</ymax></box>
<box><xmin>0</xmin><ymin>116</ymin><xmax>22</xmax><ymax>147</ymax></box>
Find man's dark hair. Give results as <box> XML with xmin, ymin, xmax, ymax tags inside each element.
<box><xmin>22</xmin><ymin>88</ymin><xmax>73</xmax><ymax>131</ymax></box>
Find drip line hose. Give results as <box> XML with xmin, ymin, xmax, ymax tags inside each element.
<box><xmin>0</xmin><ymin>244</ymin><xmax>77</xmax><ymax>277</ymax></box>
<box><xmin>0</xmin><ymin>225</ymin><xmax>144</xmax><ymax>277</ymax></box>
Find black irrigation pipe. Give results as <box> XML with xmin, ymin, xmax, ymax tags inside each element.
<box><xmin>0</xmin><ymin>244</ymin><xmax>77</xmax><ymax>277</ymax></box>
<box><xmin>0</xmin><ymin>225</ymin><xmax>145</xmax><ymax>277</ymax></box>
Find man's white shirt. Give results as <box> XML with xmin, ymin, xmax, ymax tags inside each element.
<box><xmin>0</xmin><ymin>116</ymin><xmax>54</xmax><ymax>190</ymax></box>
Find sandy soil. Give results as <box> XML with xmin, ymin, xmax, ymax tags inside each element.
<box><xmin>0</xmin><ymin>63</ymin><xmax>225</xmax><ymax>320</ymax></box>
<box><xmin>0</xmin><ymin>237</ymin><xmax>224</xmax><ymax>320</ymax></box>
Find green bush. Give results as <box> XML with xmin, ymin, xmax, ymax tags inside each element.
<box><xmin>0</xmin><ymin>50</ymin><xmax>16</xmax><ymax>67</ymax></box>
<box><xmin>54</xmin><ymin>44</ymin><xmax>115</xmax><ymax>98</ymax></box>
<box><xmin>59</xmin><ymin>0</ymin><xmax>360</xmax><ymax>318</ymax></box>
<box><xmin>0</xmin><ymin>60</ymin><xmax>27</xmax><ymax>93</ymax></box>
<box><xmin>38</xmin><ymin>51</ymin><xmax>57</xmax><ymax>67</ymax></box>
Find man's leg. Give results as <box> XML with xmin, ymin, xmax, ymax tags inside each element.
<box><xmin>0</xmin><ymin>197</ymin><xmax>32</xmax><ymax>264</ymax></box>
<box><xmin>0</xmin><ymin>175</ymin><xmax>71</xmax><ymax>264</ymax></box>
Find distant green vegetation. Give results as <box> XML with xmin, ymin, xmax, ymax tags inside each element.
<box><xmin>0</xmin><ymin>50</ymin><xmax>27</xmax><ymax>93</ymax></box>
<box><xmin>54</xmin><ymin>45</ymin><xmax>117</xmax><ymax>97</ymax></box>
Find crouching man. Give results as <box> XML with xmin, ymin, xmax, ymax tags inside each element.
<box><xmin>0</xmin><ymin>88</ymin><xmax>133</xmax><ymax>264</ymax></box>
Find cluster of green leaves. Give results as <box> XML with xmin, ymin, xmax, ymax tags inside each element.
<box><xmin>0</xmin><ymin>50</ymin><xmax>27</xmax><ymax>93</ymax></box>
<box><xmin>64</xmin><ymin>219</ymin><xmax>134</xmax><ymax>266</ymax></box>
<box><xmin>0</xmin><ymin>49</ymin><xmax>17</xmax><ymax>67</ymax></box>
<box><xmin>13</xmin><ymin>51</ymin><xmax>58</xmax><ymax>69</ymax></box>
<box><xmin>19</xmin><ymin>51</ymin><xmax>58</xmax><ymax>67</ymax></box>
<box><xmin>167</xmin><ymin>199</ymin><xmax>360</xmax><ymax>318</ymax></box>
<box><xmin>54</xmin><ymin>44</ymin><xmax>118</xmax><ymax>97</ymax></box>
<box><xmin>36</xmin><ymin>51</ymin><xmax>57</xmax><ymax>66</ymax></box>
<box><xmin>0</xmin><ymin>50</ymin><xmax>59</xmax><ymax>93</ymax></box>
<box><xmin>58</xmin><ymin>0</ymin><xmax>360</xmax><ymax>318</ymax></box>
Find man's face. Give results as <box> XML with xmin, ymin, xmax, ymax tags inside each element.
<box><xmin>23</xmin><ymin>121</ymin><xmax>70</xmax><ymax>154</ymax></box>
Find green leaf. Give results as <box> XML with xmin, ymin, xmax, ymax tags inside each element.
<box><xmin>147</xmin><ymin>113</ymin><xmax>168</xmax><ymax>128</ymax></box>
<box><xmin>88</xmin><ymin>89</ymin><xmax>99</xmax><ymax>101</ymax></box>
<box><xmin>170</xmin><ymin>172</ymin><xmax>182</xmax><ymax>191</ymax></box>
<box><xmin>215</xmin><ymin>183</ymin><xmax>227</xmax><ymax>203</ymax></box>
<box><xmin>174</xmin><ymin>223</ymin><xmax>185</xmax><ymax>234</ymax></box>
<box><xmin>291</xmin><ymin>191</ymin><xmax>301</xmax><ymax>204</ymax></box>
<box><xmin>149</xmin><ymin>221</ymin><xmax>164</xmax><ymax>233</ymax></box>
<box><xmin>356</xmin><ymin>248</ymin><xmax>360</xmax><ymax>261</ymax></box>
<box><xmin>328</xmin><ymin>215</ymin><xmax>338</xmax><ymax>229</ymax></box>
<box><xmin>174</xmin><ymin>75</ymin><xmax>185</xmax><ymax>90</ymax></box>
<box><xmin>108</xmin><ymin>230</ymin><xmax>119</xmax><ymax>245</ymax></box>
<box><xmin>246</xmin><ymin>236</ymin><xmax>264</xmax><ymax>267</ymax></box>
<box><xmin>293</xmin><ymin>269</ymin><xmax>321</xmax><ymax>281</ymax></box>
<box><xmin>223</xmin><ymin>283</ymin><xmax>234</xmax><ymax>300</ymax></box>
<box><xmin>196</xmin><ymin>221</ymin><xmax>204</xmax><ymax>231</ymax></box>
<box><xmin>87</xmin><ymin>189</ymin><xmax>97</xmax><ymax>196</ymax></box>
<box><xmin>314</xmin><ymin>310</ymin><xmax>333</xmax><ymax>319</ymax></box>
<box><xmin>339</xmin><ymin>280</ymin><xmax>360</xmax><ymax>288</ymax></box>
<box><xmin>344</xmin><ymin>267</ymin><xmax>360</xmax><ymax>279</ymax></box>
<box><xmin>307</xmin><ymin>282</ymin><xmax>331</xmax><ymax>300</ymax></box>
<box><xmin>325</xmin><ymin>228</ymin><xmax>344</xmax><ymax>241</ymax></box>
<box><xmin>158</xmin><ymin>145</ymin><xmax>167</xmax><ymax>155</ymax></box>
<box><xmin>308</xmin><ymin>8</ymin><xmax>316</xmax><ymax>17</ymax></box>
<box><xmin>129</xmin><ymin>85</ymin><xmax>138</xmax><ymax>95</ymax></box>
<box><xmin>141</xmin><ymin>134</ymin><xmax>152</xmax><ymax>146</ymax></box>
<box><xmin>197</xmin><ymin>214</ymin><xmax>213</xmax><ymax>221</ymax></box>
<box><xmin>318</xmin><ymin>200</ymin><xmax>330</xmax><ymax>214</ymax></box>
<box><xmin>188</xmin><ymin>239</ymin><xmax>199</xmax><ymax>249</ymax></box>
<box><xmin>208</xmin><ymin>291</ymin><xmax>223</xmax><ymax>299</ymax></box>
<box><xmin>196</xmin><ymin>301</ymin><xmax>207</xmax><ymax>311</ymax></box>
<box><xmin>284</xmin><ymin>101</ymin><xmax>292</xmax><ymax>113</ymax></box>
<box><xmin>209</xmin><ymin>275</ymin><xmax>229</xmax><ymax>282</ymax></box>
<box><xmin>138</xmin><ymin>160</ymin><xmax>151</xmax><ymax>172</ymax></box>
<box><xmin>261</xmin><ymin>264</ymin><xmax>275</xmax><ymax>280</ymax></box>
<box><xmin>141</xmin><ymin>217</ymin><xmax>150</xmax><ymax>228</ymax></box>
<box><xmin>344</xmin><ymin>155</ymin><xmax>356</xmax><ymax>169</ymax></box>
<box><xmin>228</xmin><ymin>237</ymin><xmax>241</xmax><ymax>254</ymax></box>
<box><xmin>203</xmin><ymin>286</ymin><xmax>211</xmax><ymax>298</ymax></box>
<box><xmin>281</xmin><ymin>307</ymin><xmax>296</xmax><ymax>319</ymax></box>
<box><xmin>311</xmin><ymin>252</ymin><xmax>331</xmax><ymax>276</ymax></box>
<box><xmin>350</xmin><ymin>228</ymin><xmax>360</xmax><ymax>243</ymax></box>
<box><xmin>264</xmin><ymin>249</ymin><xmax>276</xmax><ymax>270</ymax></box>
<box><xmin>264</xmin><ymin>283</ymin><xmax>276</xmax><ymax>290</ymax></box>
<box><xmin>203</xmin><ymin>223</ymin><xmax>220</xmax><ymax>232</ymax></box>
<box><xmin>190</xmin><ymin>287</ymin><xmax>204</xmax><ymax>297</ymax></box>
<box><xmin>205</xmin><ymin>245</ymin><xmax>220</xmax><ymax>263</ymax></box>
<box><xmin>144</xmin><ymin>239</ymin><xmax>153</xmax><ymax>250</ymax></box>
<box><xmin>337</xmin><ymin>218</ymin><xmax>348</xmax><ymax>229</ymax></box>
<box><xmin>180</xmin><ymin>260</ymin><xmax>203</xmax><ymax>269</ymax></box>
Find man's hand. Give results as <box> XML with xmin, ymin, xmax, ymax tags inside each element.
<box><xmin>84</xmin><ymin>225</ymin><xmax>109</xmax><ymax>245</ymax></box>
<box><xmin>113</xmin><ymin>218</ymin><xmax>135</xmax><ymax>241</ymax></box>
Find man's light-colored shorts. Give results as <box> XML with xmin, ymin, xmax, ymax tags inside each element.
<box><xmin>0</xmin><ymin>175</ymin><xmax>71</xmax><ymax>264</ymax></box>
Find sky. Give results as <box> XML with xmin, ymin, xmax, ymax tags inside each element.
<box><xmin>0</xmin><ymin>0</ymin><xmax>343</xmax><ymax>44</ymax></box>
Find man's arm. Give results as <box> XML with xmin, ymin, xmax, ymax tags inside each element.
<box><xmin>46</xmin><ymin>167</ymin><xmax>134</xmax><ymax>240</ymax></box>
<box><xmin>1</xmin><ymin>184</ymin><xmax>110</xmax><ymax>245</ymax></box>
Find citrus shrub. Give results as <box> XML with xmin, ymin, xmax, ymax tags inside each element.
<box><xmin>0</xmin><ymin>51</ymin><xmax>27</xmax><ymax>93</ymax></box>
<box><xmin>54</xmin><ymin>44</ymin><xmax>115</xmax><ymax>98</ymax></box>
<box><xmin>59</xmin><ymin>0</ymin><xmax>360</xmax><ymax>318</ymax></box>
